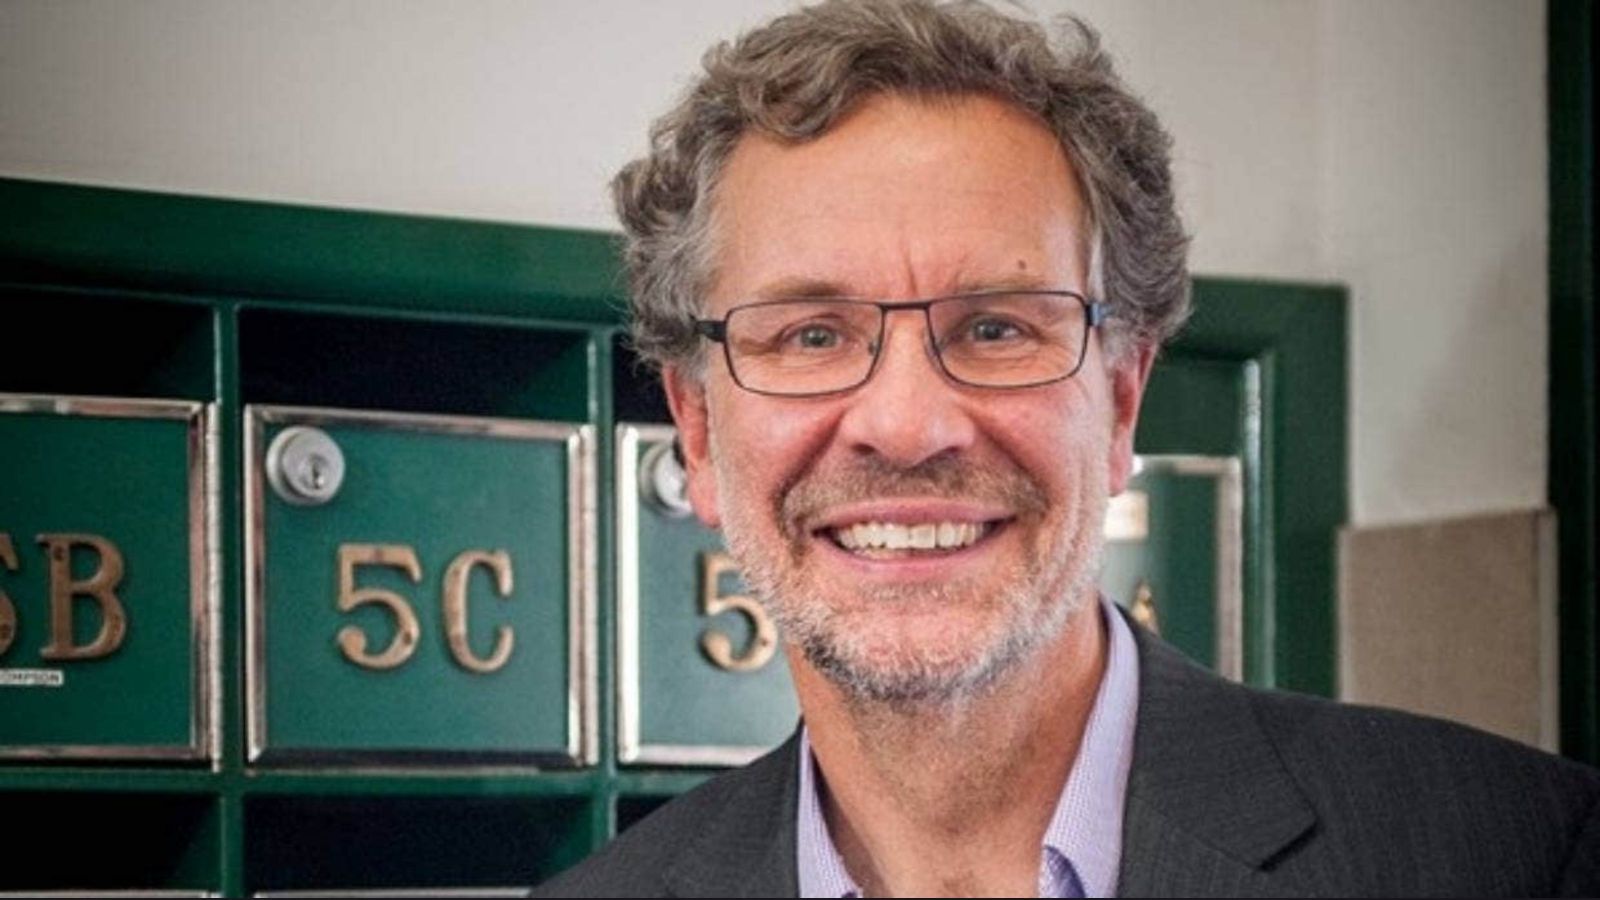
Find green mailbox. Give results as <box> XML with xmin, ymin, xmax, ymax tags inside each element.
<box><xmin>245</xmin><ymin>405</ymin><xmax>596</xmax><ymax>766</ymax></box>
<box><xmin>615</xmin><ymin>424</ymin><xmax>801</xmax><ymax>766</ymax></box>
<box><xmin>0</xmin><ymin>393</ymin><xmax>215</xmax><ymax>761</ymax></box>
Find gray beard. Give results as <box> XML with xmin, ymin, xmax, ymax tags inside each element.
<box><xmin>790</xmin><ymin>559</ymin><xmax>1095</xmax><ymax>713</ymax></box>
<box><xmin>715</xmin><ymin>448</ymin><xmax>1107</xmax><ymax>714</ymax></box>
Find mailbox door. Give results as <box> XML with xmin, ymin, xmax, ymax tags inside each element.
<box><xmin>616</xmin><ymin>423</ymin><xmax>800</xmax><ymax>766</ymax></box>
<box><xmin>0</xmin><ymin>393</ymin><xmax>213</xmax><ymax>760</ymax></box>
<box><xmin>245</xmin><ymin>405</ymin><xmax>595</xmax><ymax>767</ymax></box>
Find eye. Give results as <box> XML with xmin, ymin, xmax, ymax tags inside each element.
<box><xmin>790</xmin><ymin>323</ymin><xmax>841</xmax><ymax>350</ymax></box>
<box><xmin>968</xmin><ymin>317</ymin><xmax>1023</xmax><ymax>343</ymax></box>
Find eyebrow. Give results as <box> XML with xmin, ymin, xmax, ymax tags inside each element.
<box><xmin>752</xmin><ymin>271</ymin><xmax>1059</xmax><ymax>301</ymax></box>
<box><xmin>950</xmin><ymin>272</ymin><xmax>1056</xmax><ymax>295</ymax></box>
<box><xmin>752</xmin><ymin>277</ymin><xmax>855</xmax><ymax>301</ymax></box>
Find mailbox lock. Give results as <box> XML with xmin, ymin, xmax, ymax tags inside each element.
<box><xmin>640</xmin><ymin>439</ymin><xmax>693</xmax><ymax>518</ymax></box>
<box><xmin>266</xmin><ymin>426</ymin><xmax>346</xmax><ymax>506</ymax></box>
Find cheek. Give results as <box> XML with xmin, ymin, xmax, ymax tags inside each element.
<box><xmin>987</xmin><ymin>410</ymin><xmax>1117</xmax><ymax>525</ymax></box>
<box><xmin>709</xmin><ymin>394</ymin><xmax>839</xmax><ymax>505</ymax></box>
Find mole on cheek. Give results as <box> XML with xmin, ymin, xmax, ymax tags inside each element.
<box><xmin>1016</xmin><ymin>259</ymin><xmax>1028</xmax><ymax>271</ymax></box>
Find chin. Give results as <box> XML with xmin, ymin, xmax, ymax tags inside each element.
<box><xmin>783</xmin><ymin>575</ymin><xmax>1086</xmax><ymax>711</ymax></box>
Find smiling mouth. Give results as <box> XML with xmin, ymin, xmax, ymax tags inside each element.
<box><xmin>823</xmin><ymin>520</ymin><xmax>1001</xmax><ymax>559</ymax></box>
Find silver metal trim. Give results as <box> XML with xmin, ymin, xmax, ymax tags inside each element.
<box><xmin>1130</xmin><ymin>454</ymin><xmax>1246</xmax><ymax>682</ymax></box>
<box><xmin>0</xmin><ymin>392</ymin><xmax>203</xmax><ymax>420</ymax></box>
<box><xmin>249</xmin><ymin>883</ymin><xmax>524</xmax><ymax>890</ymax></box>
<box><xmin>206</xmin><ymin>402</ymin><xmax>222</xmax><ymax>769</ymax></box>
<box><xmin>244</xmin><ymin>408</ymin><xmax>269</xmax><ymax>763</ymax></box>
<box><xmin>192</xmin><ymin>402</ymin><xmax>217</xmax><ymax>764</ymax></box>
<box><xmin>568</xmin><ymin>425</ymin><xmax>600</xmax><ymax>767</ymax></box>
<box><xmin>0</xmin><ymin>392</ymin><xmax>215</xmax><ymax>762</ymax></box>
<box><xmin>244</xmin><ymin>404</ymin><xmax>597</xmax><ymax>770</ymax></box>
<box><xmin>633</xmin><ymin>742</ymin><xmax>772</xmax><ymax>768</ymax></box>
<box><xmin>616</xmin><ymin>423</ymin><xmax>782</xmax><ymax>767</ymax></box>
<box><xmin>615</xmin><ymin>424</ymin><xmax>648</xmax><ymax>765</ymax></box>
<box><xmin>0</xmin><ymin>892</ymin><xmax>216</xmax><ymax>899</ymax></box>
<box><xmin>1241</xmin><ymin>360</ymin><xmax>1273</xmax><ymax>686</ymax></box>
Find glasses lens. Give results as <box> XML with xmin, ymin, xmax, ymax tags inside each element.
<box><xmin>723</xmin><ymin>300</ymin><xmax>880</xmax><ymax>395</ymax></box>
<box><xmin>928</xmin><ymin>292</ymin><xmax>1085</xmax><ymax>387</ymax></box>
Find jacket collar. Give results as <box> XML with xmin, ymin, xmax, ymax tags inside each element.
<box><xmin>662</xmin><ymin>729</ymin><xmax>803</xmax><ymax>898</ymax></box>
<box><xmin>1116</xmin><ymin>622</ymin><xmax>1317</xmax><ymax>896</ymax></box>
<box><xmin>658</xmin><ymin>621</ymin><xmax>1317</xmax><ymax>897</ymax></box>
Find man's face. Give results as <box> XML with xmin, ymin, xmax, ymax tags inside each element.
<box><xmin>664</xmin><ymin>93</ymin><xmax>1151</xmax><ymax>707</ymax></box>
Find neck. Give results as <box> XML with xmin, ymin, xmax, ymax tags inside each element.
<box><xmin>794</xmin><ymin>599</ymin><xmax>1108</xmax><ymax>897</ymax></box>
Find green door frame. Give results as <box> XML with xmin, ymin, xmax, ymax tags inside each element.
<box><xmin>1164</xmin><ymin>280</ymin><xmax>1346</xmax><ymax>697</ymax></box>
<box><xmin>1549</xmin><ymin>0</ymin><xmax>1596</xmax><ymax>766</ymax></box>
<box><xmin>0</xmin><ymin>178</ymin><xmax>624</xmax><ymax>323</ymax></box>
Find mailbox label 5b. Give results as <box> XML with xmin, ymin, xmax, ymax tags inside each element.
<box><xmin>0</xmin><ymin>532</ymin><xmax>128</xmax><ymax>664</ymax></box>
<box><xmin>0</xmin><ymin>399</ymin><xmax>209</xmax><ymax>759</ymax></box>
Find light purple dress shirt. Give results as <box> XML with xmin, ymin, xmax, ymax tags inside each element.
<box><xmin>796</xmin><ymin>596</ymin><xmax>1141</xmax><ymax>898</ymax></box>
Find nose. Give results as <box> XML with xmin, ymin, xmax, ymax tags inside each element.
<box><xmin>835</xmin><ymin>310</ymin><xmax>977</xmax><ymax>467</ymax></box>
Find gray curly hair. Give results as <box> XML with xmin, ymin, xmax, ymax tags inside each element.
<box><xmin>612</xmin><ymin>0</ymin><xmax>1189</xmax><ymax>375</ymax></box>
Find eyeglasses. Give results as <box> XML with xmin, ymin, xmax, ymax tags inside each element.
<box><xmin>693</xmin><ymin>290</ymin><xmax>1105</xmax><ymax>397</ymax></box>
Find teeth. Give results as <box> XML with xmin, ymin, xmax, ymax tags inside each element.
<box><xmin>830</xmin><ymin>521</ymin><xmax>990</xmax><ymax>552</ymax></box>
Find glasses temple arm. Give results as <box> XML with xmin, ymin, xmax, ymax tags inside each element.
<box><xmin>693</xmin><ymin>319</ymin><xmax>728</xmax><ymax>343</ymax></box>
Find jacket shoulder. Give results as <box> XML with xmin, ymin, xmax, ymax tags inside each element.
<box><xmin>1247</xmin><ymin>683</ymin><xmax>1600</xmax><ymax>800</ymax></box>
<box><xmin>1246</xmin><ymin>683</ymin><xmax>1600</xmax><ymax>893</ymax></box>
<box><xmin>1126</xmin><ymin>626</ymin><xmax>1600</xmax><ymax>896</ymax></box>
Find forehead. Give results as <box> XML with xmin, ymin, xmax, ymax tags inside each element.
<box><xmin>708</xmin><ymin>92</ymin><xmax>1090</xmax><ymax>308</ymax></box>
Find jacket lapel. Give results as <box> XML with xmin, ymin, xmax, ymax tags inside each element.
<box><xmin>656</xmin><ymin>625</ymin><xmax>1319</xmax><ymax>897</ymax></box>
<box><xmin>662</xmin><ymin>731</ymin><xmax>802</xmax><ymax>898</ymax></box>
<box><xmin>1117</xmin><ymin>624</ymin><xmax>1317</xmax><ymax>897</ymax></box>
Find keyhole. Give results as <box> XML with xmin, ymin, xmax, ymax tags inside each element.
<box><xmin>302</xmin><ymin>454</ymin><xmax>328</xmax><ymax>491</ymax></box>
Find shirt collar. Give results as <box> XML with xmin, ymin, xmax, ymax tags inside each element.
<box><xmin>795</xmin><ymin>596</ymin><xmax>1141</xmax><ymax>898</ymax></box>
<box><xmin>1041</xmin><ymin>594</ymin><xmax>1140</xmax><ymax>897</ymax></box>
<box><xmin>797</xmin><ymin>727</ymin><xmax>860</xmax><ymax>897</ymax></box>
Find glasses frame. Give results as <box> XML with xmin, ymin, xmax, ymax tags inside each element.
<box><xmin>692</xmin><ymin>290</ymin><xmax>1107</xmax><ymax>398</ymax></box>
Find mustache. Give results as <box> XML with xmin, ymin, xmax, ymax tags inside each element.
<box><xmin>779</xmin><ymin>453</ymin><xmax>1049</xmax><ymax>534</ymax></box>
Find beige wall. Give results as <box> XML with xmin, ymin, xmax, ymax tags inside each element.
<box><xmin>1340</xmin><ymin>511</ymin><xmax>1559</xmax><ymax>750</ymax></box>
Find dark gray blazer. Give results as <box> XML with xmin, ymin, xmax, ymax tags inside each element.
<box><xmin>536</xmin><ymin>625</ymin><xmax>1600</xmax><ymax>897</ymax></box>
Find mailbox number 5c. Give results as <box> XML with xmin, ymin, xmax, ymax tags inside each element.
<box><xmin>337</xmin><ymin>543</ymin><xmax>514</xmax><ymax>674</ymax></box>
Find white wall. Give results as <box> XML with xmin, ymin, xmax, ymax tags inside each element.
<box><xmin>1318</xmin><ymin>2</ymin><xmax>1546</xmax><ymax>526</ymax></box>
<box><xmin>0</xmin><ymin>0</ymin><xmax>1547</xmax><ymax>527</ymax></box>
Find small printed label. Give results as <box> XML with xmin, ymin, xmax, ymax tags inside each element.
<box><xmin>0</xmin><ymin>668</ymin><xmax>65</xmax><ymax>687</ymax></box>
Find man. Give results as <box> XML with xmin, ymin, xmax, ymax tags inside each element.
<box><xmin>540</xmin><ymin>1</ymin><xmax>1600</xmax><ymax>896</ymax></box>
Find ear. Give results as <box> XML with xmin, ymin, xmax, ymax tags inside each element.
<box><xmin>662</xmin><ymin>364</ymin><xmax>722</xmax><ymax>529</ymax></box>
<box><xmin>1106</xmin><ymin>344</ymin><xmax>1156</xmax><ymax>496</ymax></box>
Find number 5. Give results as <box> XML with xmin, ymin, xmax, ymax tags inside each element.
<box><xmin>337</xmin><ymin>544</ymin><xmax>423</xmax><ymax>670</ymax></box>
<box><xmin>699</xmin><ymin>552</ymin><xmax>777</xmax><ymax>672</ymax></box>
